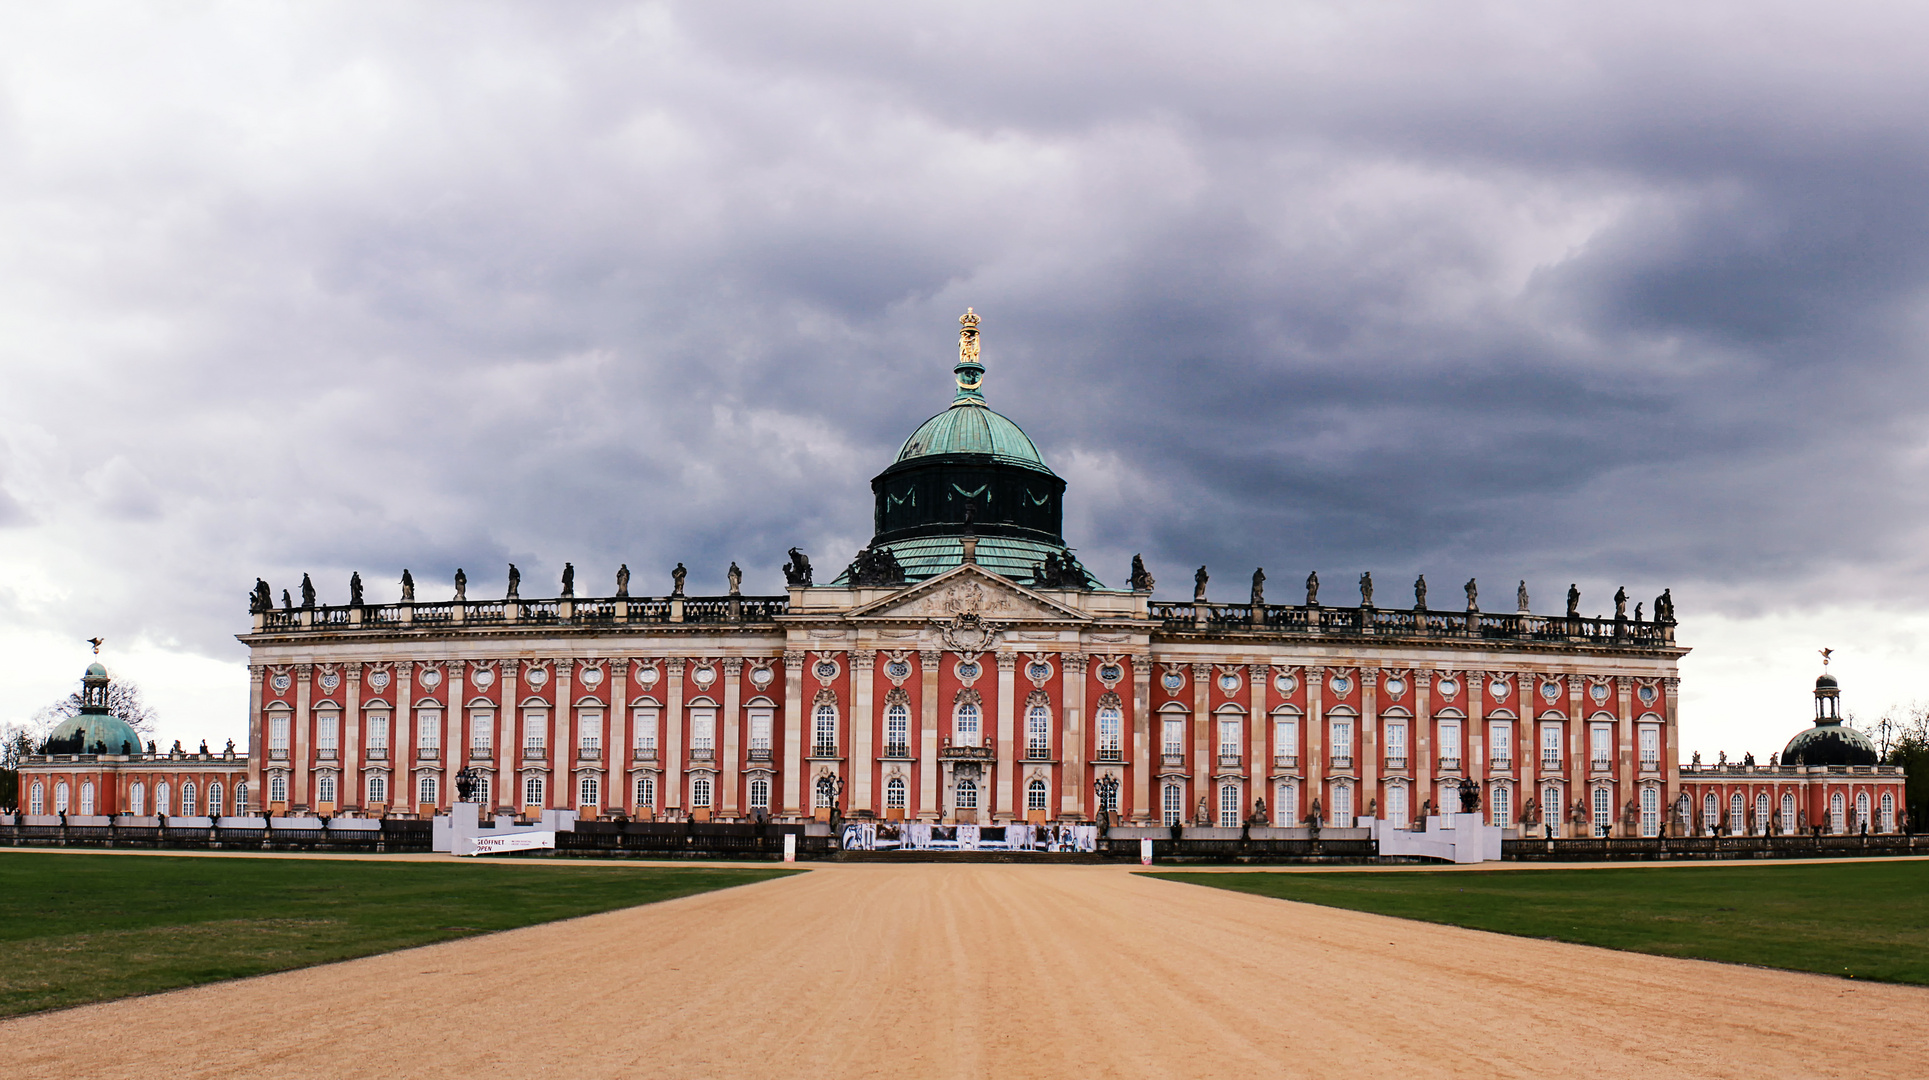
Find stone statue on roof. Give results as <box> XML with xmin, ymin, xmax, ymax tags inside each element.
<box><xmin>1193</xmin><ymin>565</ymin><xmax>1208</xmax><ymax>603</ymax></box>
<box><xmin>616</xmin><ymin>563</ymin><xmax>630</xmax><ymax>597</ymax></box>
<box><xmin>1129</xmin><ymin>554</ymin><xmax>1154</xmax><ymax>592</ymax></box>
<box><xmin>400</xmin><ymin>570</ymin><xmax>415</xmax><ymax>603</ymax></box>
<box><xmin>507</xmin><ymin>563</ymin><xmax>520</xmax><ymax>599</ymax></box>
<box><xmin>1413</xmin><ymin>574</ymin><xmax>1427</xmax><ymax>611</ymax></box>
<box><xmin>1359</xmin><ymin>571</ymin><xmax>1373</xmax><ymax>608</ymax></box>
<box><xmin>300</xmin><ymin>574</ymin><xmax>316</xmax><ymax>609</ymax></box>
<box><xmin>349</xmin><ymin>571</ymin><xmax>363</xmax><ymax>607</ymax></box>
<box><xmin>454</xmin><ymin>568</ymin><xmax>467</xmax><ymax>602</ymax></box>
<box><xmin>672</xmin><ymin>563</ymin><xmax>687</xmax><ymax>597</ymax></box>
<box><xmin>561</xmin><ymin>562</ymin><xmax>575</xmax><ymax>598</ymax></box>
<box><xmin>1304</xmin><ymin>570</ymin><xmax>1317</xmax><ymax>606</ymax></box>
<box><xmin>728</xmin><ymin>562</ymin><xmax>743</xmax><ymax>595</ymax></box>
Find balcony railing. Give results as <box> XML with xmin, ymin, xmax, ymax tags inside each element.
<box><xmin>578</xmin><ymin>747</ymin><xmax>602</xmax><ymax>760</ymax></box>
<box><xmin>1162</xmin><ymin>752</ymin><xmax>1186</xmax><ymax>768</ymax></box>
<box><xmin>1329</xmin><ymin>755</ymin><xmax>1354</xmax><ymax>770</ymax></box>
<box><xmin>250</xmin><ymin>593</ymin><xmax>793</xmax><ymax>635</ymax></box>
<box><xmin>882</xmin><ymin>743</ymin><xmax>911</xmax><ymax>758</ymax></box>
<box><xmin>1542</xmin><ymin>753</ymin><xmax>1562</xmax><ymax>768</ymax></box>
<box><xmin>416</xmin><ymin>747</ymin><xmax>441</xmax><ymax>761</ymax></box>
<box><xmin>1640</xmin><ymin>756</ymin><xmax>1660</xmax><ymax>772</ymax></box>
<box><xmin>1383</xmin><ymin>755</ymin><xmax>1407</xmax><ymax>770</ymax></box>
<box><xmin>470</xmin><ymin>746</ymin><xmax>494</xmax><ymax>760</ymax></box>
<box><xmin>1095</xmin><ymin>748</ymin><xmax>1124</xmax><ymax>763</ymax></box>
<box><xmin>1218</xmin><ymin>753</ymin><xmax>1242</xmax><ymax>768</ymax></box>
<box><xmin>1025</xmin><ymin>744</ymin><xmax>1052</xmax><ymax>760</ymax></box>
<box><xmin>632</xmin><ymin>746</ymin><xmax>658</xmax><ymax>761</ymax></box>
<box><xmin>1272</xmin><ymin>754</ymin><xmax>1298</xmax><ymax>769</ymax></box>
<box><xmin>1489</xmin><ymin>756</ymin><xmax>1512</xmax><ymax>771</ymax></box>
<box><xmin>1438</xmin><ymin>757</ymin><xmax>1462</xmax><ymax>772</ymax></box>
<box><xmin>689</xmin><ymin>748</ymin><xmax>715</xmax><ymax>763</ymax></box>
<box><xmin>1590</xmin><ymin>757</ymin><xmax>1613</xmax><ymax>771</ymax></box>
<box><xmin>811</xmin><ymin>744</ymin><xmax>838</xmax><ymax>758</ymax></box>
<box><xmin>747</xmin><ymin>747</ymin><xmax>772</xmax><ymax>762</ymax></box>
<box><xmin>317</xmin><ymin>748</ymin><xmax>338</xmax><ymax>760</ymax></box>
<box><xmin>268</xmin><ymin>748</ymin><xmax>289</xmax><ymax>760</ymax></box>
<box><xmin>1146</xmin><ymin>600</ymin><xmax>1678</xmax><ymax>647</ymax></box>
<box><xmin>523</xmin><ymin>746</ymin><xmax>547</xmax><ymax>760</ymax></box>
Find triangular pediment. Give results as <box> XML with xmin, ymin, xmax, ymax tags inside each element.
<box><xmin>849</xmin><ymin>564</ymin><xmax>1090</xmax><ymax>623</ymax></box>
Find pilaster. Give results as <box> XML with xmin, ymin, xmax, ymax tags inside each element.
<box><xmin>499</xmin><ymin>662</ymin><xmax>518</xmax><ymax>811</ymax></box>
<box><xmin>1062</xmin><ymin>655</ymin><xmax>1088</xmax><ymax>820</ymax></box>
<box><xmin>1568</xmin><ymin>673</ymin><xmax>1586</xmax><ymax>833</ymax></box>
<box><xmin>293</xmin><ymin>665</ymin><xmax>312</xmax><ymax>808</ymax></box>
<box><xmin>444</xmin><ymin>664</ymin><xmax>464</xmax><ymax>808</ymax></box>
<box><xmin>852</xmin><ymin>651</ymin><xmax>876</xmax><ymax>813</ymax></box>
<box><xmin>246</xmin><ymin>665</ymin><xmax>265</xmax><ymax>812</ymax></box>
<box><xmin>396</xmin><ymin>664</ymin><xmax>414</xmax><ymax>811</ymax></box>
<box><xmin>668</xmin><ymin>658</ymin><xmax>687</xmax><ymax>813</ymax></box>
<box><xmin>721</xmin><ymin>658</ymin><xmax>743</xmax><ymax>816</ymax></box>
<box><xmin>1190</xmin><ymin>663</ymin><xmax>1210</xmax><ymax>820</ymax></box>
<box><xmin>994</xmin><ymin>653</ymin><xmax>1016</xmax><ymax>822</ymax></box>
<box><xmin>1307</xmin><ymin>665</ymin><xmax>1326</xmax><ymax>820</ymax></box>
<box><xmin>1361</xmin><ymin>669</ymin><xmax>1380</xmax><ymax>818</ymax></box>
<box><xmin>611</xmin><ymin>659</ymin><xmax>630</xmax><ymax>812</ymax></box>
<box><xmin>919</xmin><ymin>649</ymin><xmax>941</xmax><ymax>820</ymax></box>
<box><xmin>554</xmin><ymin>662</ymin><xmax>573</xmax><ymax>809</ymax></box>
<box><xmin>1131</xmin><ymin>655</ymin><xmax>1153</xmax><ymax>823</ymax></box>
<box><xmin>1413</xmin><ymin>670</ymin><xmax>1432</xmax><ymax>815</ymax></box>
<box><xmin>344</xmin><ymin>664</ymin><xmax>363</xmax><ymax>810</ymax></box>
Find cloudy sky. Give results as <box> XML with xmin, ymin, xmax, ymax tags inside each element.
<box><xmin>3</xmin><ymin>2</ymin><xmax>1927</xmax><ymax>756</ymax></box>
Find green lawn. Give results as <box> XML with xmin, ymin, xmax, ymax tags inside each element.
<box><xmin>1148</xmin><ymin>861</ymin><xmax>1929</xmax><ymax>985</ymax></box>
<box><xmin>0</xmin><ymin>853</ymin><xmax>797</xmax><ymax>1017</ymax></box>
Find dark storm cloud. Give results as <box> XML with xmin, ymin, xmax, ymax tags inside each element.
<box><xmin>3</xmin><ymin>0</ymin><xmax>1928</xmax><ymax>664</ymax></box>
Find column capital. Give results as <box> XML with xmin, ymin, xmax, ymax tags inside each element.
<box><xmin>995</xmin><ymin>653</ymin><xmax>1017</xmax><ymax>672</ymax></box>
<box><xmin>249</xmin><ymin>665</ymin><xmax>266</xmax><ymax>683</ymax></box>
<box><xmin>1190</xmin><ymin>662</ymin><xmax>1211</xmax><ymax>678</ymax></box>
<box><xmin>1466</xmin><ymin>671</ymin><xmax>1484</xmax><ymax>689</ymax></box>
<box><xmin>1614</xmin><ymin>675</ymin><xmax>1634</xmax><ymax>689</ymax></box>
<box><xmin>610</xmin><ymin>657</ymin><xmax>631</xmax><ymax>674</ymax></box>
<box><xmin>1362</xmin><ymin>669</ymin><xmax>1380</xmax><ymax>688</ymax></box>
<box><xmin>295</xmin><ymin>663</ymin><xmax>313</xmax><ymax>677</ymax></box>
<box><xmin>784</xmin><ymin>651</ymin><xmax>808</xmax><ymax>670</ymax></box>
<box><xmin>1063</xmin><ymin>654</ymin><xmax>1089</xmax><ymax>674</ymax></box>
<box><xmin>1414</xmin><ymin>669</ymin><xmax>1434</xmax><ymax>688</ymax></box>
<box><xmin>852</xmin><ymin>650</ymin><xmax>877</xmax><ymax>669</ymax></box>
<box><xmin>722</xmin><ymin>657</ymin><xmax>744</xmax><ymax>675</ymax></box>
<box><xmin>918</xmin><ymin>649</ymin><xmax>942</xmax><ymax>665</ymax></box>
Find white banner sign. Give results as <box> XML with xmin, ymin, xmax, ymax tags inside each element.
<box><xmin>465</xmin><ymin>830</ymin><xmax>556</xmax><ymax>856</ymax></box>
<box><xmin>783</xmin><ymin>833</ymin><xmax>797</xmax><ymax>863</ymax></box>
<box><xmin>1140</xmin><ymin>837</ymin><xmax>1154</xmax><ymax>865</ymax></box>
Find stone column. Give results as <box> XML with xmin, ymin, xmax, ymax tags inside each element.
<box><xmin>1361</xmin><ymin>669</ymin><xmax>1380</xmax><ymax>820</ymax></box>
<box><xmin>344</xmin><ymin>664</ymin><xmax>363</xmax><ymax>811</ymax></box>
<box><xmin>919</xmin><ymin>649</ymin><xmax>941</xmax><ymax>821</ymax></box>
<box><xmin>1617</xmin><ymin>675</ymin><xmax>1635</xmax><ymax>836</ymax></box>
<box><xmin>444</xmin><ymin>664</ymin><xmax>464</xmax><ymax>810</ymax></box>
<box><xmin>1062</xmin><ymin>655</ymin><xmax>1088</xmax><ymax>820</ymax></box>
<box><xmin>293</xmin><ymin>665</ymin><xmax>312</xmax><ymax>809</ymax></box>
<box><xmin>1664</xmin><ymin>676</ymin><xmax>1681</xmax><ymax>823</ymax></box>
<box><xmin>1249</xmin><ymin>663</ymin><xmax>1267</xmax><ymax>821</ymax></box>
<box><xmin>1468</xmin><ymin>672</ymin><xmax>1486</xmax><ymax>800</ymax></box>
<box><xmin>553</xmin><ymin>663</ymin><xmax>573</xmax><ymax>809</ymax></box>
<box><xmin>780</xmin><ymin>652</ymin><xmax>805</xmax><ymax>818</ymax></box>
<box><xmin>852</xmin><ymin>651</ymin><xmax>876</xmax><ymax>815</ymax></box>
<box><xmin>994</xmin><ymin>653</ymin><xmax>1016</xmax><ymax>822</ymax></box>
<box><xmin>1567</xmin><ymin>673</ymin><xmax>1586</xmax><ymax>836</ymax></box>
<box><xmin>668</xmin><ymin>658</ymin><xmax>688</xmax><ymax>814</ymax></box>
<box><xmin>1521</xmin><ymin>673</ymin><xmax>1539</xmax><ymax>821</ymax></box>
<box><xmin>246</xmin><ymin>665</ymin><xmax>265</xmax><ymax>812</ymax></box>
<box><xmin>610</xmin><ymin>660</ymin><xmax>630</xmax><ymax>814</ymax></box>
<box><xmin>721</xmin><ymin>658</ymin><xmax>743</xmax><ymax>817</ymax></box>
<box><xmin>1413</xmin><ymin>670</ymin><xmax>1432</xmax><ymax>818</ymax></box>
<box><xmin>396</xmin><ymin>665</ymin><xmax>415</xmax><ymax>812</ymax></box>
<box><xmin>1306</xmin><ymin>666</ymin><xmax>1327</xmax><ymax>823</ymax></box>
<box><xmin>499</xmin><ymin>663</ymin><xmax>518</xmax><ymax>812</ymax></box>
<box><xmin>1131</xmin><ymin>654</ymin><xmax>1153</xmax><ymax>823</ymax></box>
<box><xmin>1190</xmin><ymin>663</ymin><xmax>1210</xmax><ymax>819</ymax></box>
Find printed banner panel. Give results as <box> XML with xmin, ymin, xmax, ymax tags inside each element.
<box><xmin>466</xmin><ymin>830</ymin><xmax>557</xmax><ymax>856</ymax></box>
<box><xmin>840</xmin><ymin>822</ymin><xmax>1098</xmax><ymax>853</ymax></box>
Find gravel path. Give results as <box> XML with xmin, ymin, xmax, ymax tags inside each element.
<box><xmin>3</xmin><ymin>863</ymin><xmax>1923</xmax><ymax>1078</ymax></box>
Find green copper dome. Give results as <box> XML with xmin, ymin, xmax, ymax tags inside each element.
<box><xmin>45</xmin><ymin>712</ymin><xmax>144</xmax><ymax>756</ymax></box>
<box><xmin>895</xmin><ymin>403</ymin><xmax>1050</xmax><ymax>471</ymax></box>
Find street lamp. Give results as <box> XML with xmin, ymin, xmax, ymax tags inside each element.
<box><xmin>1094</xmin><ymin>773</ymin><xmax>1120</xmax><ymax>833</ymax></box>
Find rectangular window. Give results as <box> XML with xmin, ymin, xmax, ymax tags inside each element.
<box><xmin>1027</xmin><ymin>706</ymin><xmax>1050</xmax><ymax>753</ymax></box>
<box><xmin>316</xmin><ymin>712</ymin><xmax>338</xmax><ymax>752</ymax></box>
<box><xmin>1541</xmin><ymin>724</ymin><xmax>1562</xmax><ymax>766</ymax></box>
<box><xmin>471</xmin><ymin>710</ymin><xmax>494</xmax><ymax>753</ymax></box>
<box><xmin>691</xmin><ymin>707</ymin><xmax>716</xmax><ymax>753</ymax></box>
<box><xmin>1163</xmin><ymin>717</ymin><xmax>1186</xmax><ymax>757</ymax></box>
<box><xmin>269</xmin><ymin>714</ymin><xmax>289</xmax><ymax>752</ymax></box>
<box><xmin>1219</xmin><ymin>718</ymin><xmax>1241</xmax><ymax>760</ymax></box>
<box><xmin>812</xmin><ymin>705</ymin><xmax>836</xmax><ymax>756</ymax></box>
<box><xmin>419</xmin><ymin>775</ymin><xmax>438</xmax><ymax>806</ymax></box>
<box><xmin>1330</xmin><ymin>721</ymin><xmax>1352</xmax><ymax>763</ymax></box>
<box><xmin>750</xmin><ymin>708</ymin><xmax>773</xmax><ymax>752</ymax></box>
<box><xmin>1273</xmin><ymin>717</ymin><xmax>1299</xmax><ymax>763</ymax></box>
<box><xmin>367</xmin><ymin>712</ymin><xmax>389</xmax><ymax>751</ymax></box>
<box><xmin>579</xmin><ymin>708</ymin><xmax>603</xmax><ymax>754</ymax></box>
<box><xmin>883</xmin><ymin>705</ymin><xmax>907</xmax><ymax>756</ymax></box>
<box><xmin>1385</xmin><ymin>722</ymin><xmax>1406</xmax><ymax>759</ymax></box>
<box><xmin>1590</xmin><ymin>724</ymin><xmax>1612</xmax><ymax>767</ymax></box>
<box><xmin>416</xmin><ymin>709</ymin><xmax>441</xmax><ymax>752</ymax></box>
<box><xmin>1639</xmin><ymin>726</ymin><xmax>1659</xmax><ymax>767</ymax></box>
<box><xmin>524</xmin><ymin>709</ymin><xmax>548</xmax><ymax>753</ymax></box>
<box><xmin>1487</xmin><ymin>723</ymin><xmax>1510</xmax><ymax>767</ymax></box>
<box><xmin>317</xmin><ymin>774</ymin><xmax>336</xmax><ymax>804</ymax></box>
<box><xmin>1439</xmin><ymin>721</ymin><xmax>1461</xmax><ymax>766</ymax></box>
<box><xmin>633</xmin><ymin>707</ymin><xmax>659</xmax><ymax>754</ymax></box>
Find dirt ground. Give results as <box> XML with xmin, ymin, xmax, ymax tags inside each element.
<box><xmin>3</xmin><ymin>862</ymin><xmax>1924</xmax><ymax>1079</ymax></box>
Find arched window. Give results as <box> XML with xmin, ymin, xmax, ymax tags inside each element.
<box><xmin>1640</xmin><ymin>786</ymin><xmax>1659</xmax><ymax>837</ymax></box>
<box><xmin>1729</xmin><ymin>792</ymin><xmax>1744</xmax><ymax>832</ymax></box>
<box><xmin>316</xmin><ymin>774</ymin><xmax>336</xmax><ymax>805</ymax></box>
<box><xmin>523</xmin><ymin>775</ymin><xmax>544</xmax><ymax>808</ymax></box>
<box><xmin>1592</xmin><ymin>786</ymin><xmax>1611</xmax><ymax>832</ymax></box>
<box><xmin>1026</xmin><ymin>704</ymin><xmax>1050</xmax><ymax>757</ymax></box>
<box><xmin>469</xmin><ymin>773</ymin><xmax>491</xmax><ymax>809</ymax></box>
<box><xmin>635</xmin><ymin>776</ymin><xmax>656</xmax><ymax>810</ymax></box>
<box><xmin>801</xmin><ymin>702</ymin><xmax>832</xmax><ymax>757</ymax></box>
<box><xmin>1781</xmin><ymin>791</ymin><xmax>1796</xmax><ymax>833</ymax></box>
<box><xmin>1855</xmin><ymin>791</ymin><xmax>1870</xmax><ymax>832</ymax></box>
<box><xmin>1332</xmin><ymin>782</ymin><xmax>1353</xmax><ymax>827</ymax></box>
<box><xmin>181</xmin><ymin>783</ymin><xmax>198</xmax><ymax>817</ymax></box>
<box><xmin>954</xmin><ymin>777</ymin><xmax>979</xmax><ymax>810</ymax></box>
<box><xmin>265</xmin><ymin>774</ymin><xmax>284</xmax><ymax>806</ymax></box>
<box><xmin>1542</xmin><ymin>785</ymin><xmax>1561</xmax><ymax>830</ymax></box>
<box><xmin>688</xmin><ymin>777</ymin><xmax>708</xmax><ymax>809</ymax></box>
<box><xmin>80</xmin><ymin>781</ymin><xmax>95</xmax><ymax>816</ymax></box>
<box><xmin>1881</xmin><ymin>792</ymin><xmax>1896</xmax><ymax>832</ymax></box>
<box><xmin>953</xmin><ymin>701</ymin><xmax>981</xmax><ymax>748</ymax></box>
<box><xmin>1388</xmin><ymin>783</ymin><xmax>1409</xmax><ymax>829</ymax></box>
<box><xmin>1218</xmin><ymin>783</ymin><xmax>1241</xmax><ymax>828</ymax></box>
<box><xmin>1829</xmin><ymin>792</ymin><xmax>1845</xmax><ymax>833</ymax></box>
<box><xmin>579</xmin><ymin>776</ymin><xmax>602</xmax><ymax>808</ymax></box>
<box><xmin>884</xmin><ymin>776</ymin><xmax>905</xmax><ymax>810</ymax></box>
<box><xmin>1026</xmin><ymin>778</ymin><xmax>1048</xmax><ymax>811</ymax></box>
<box><xmin>129</xmin><ymin>782</ymin><xmax>146</xmax><ymax>816</ymax></box>
<box><xmin>1275</xmin><ymin>781</ymin><xmax>1297</xmax><ymax>827</ymax></box>
<box><xmin>209</xmin><ymin>782</ymin><xmax>224</xmax><ymax>818</ymax></box>
<box><xmin>815</xmin><ymin>775</ymin><xmax>836</xmax><ymax>809</ymax></box>
<box><xmin>1755</xmin><ymin>793</ymin><xmax>1770</xmax><ymax>834</ymax></box>
<box><xmin>235</xmin><ymin>782</ymin><xmax>249</xmax><ymax>813</ymax></box>
<box><xmin>885</xmin><ymin>703</ymin><xmax>910</xmax><ymax>757</ymax></box>
<box><xmin>158</xmin><ymin>781</ymin><xmax>173</xmax><ymax>815</ymax></box>
<box><xmin>1097</xmin><ymin>707</ymin><xmax>1123</xmax><ymax>761</ymax></box>
<box><xmin>418</xmin><ymin>774</ymin><xmax>438</xmax><ymax>807</ymax></box>
<box><xmin>55</xmin><ymin>782</ymin><xmax>71</xmax><ymax>814</ymax></box>
<box><xmin>749</xmin><ymin>777</ymin><xmax>770</xmax><ymax>813</ymax></box>
<box><xmin>366</xmin><ymin>774</ymin><xmax>386</xmax><ymax>806</ymax></box>
<box><xmin>1163</xmin><ymin>783</ymin><xmax>1184</xmax><ymax>826</ymax></box>
<box><xmin>1702</xmin><ymin>792</ymin><xmax>1718</xmax><ymax>834</ymax></box>
<box><xmin>29</xmin><ymin>782</ymin><xmax>45</xmax><ymax>816</ymax></box>
<box><xmin>1488</xmin><ymin>783</ymin><xmax>1510</xmax><ymax>827</ymax></box>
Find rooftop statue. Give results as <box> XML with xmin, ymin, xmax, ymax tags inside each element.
<box><xmin>784</xmin><ymin>548</ymin><xmax>813</xmax><ymax>587</ymax></box>
<box><xmin>728</xmin><ymin>562</ymin><xmax>743</xmax><ymax>595</ymax></box>
<box><xmin>300</xmin><ymin>573</ymin><xmax>316</xmax><ymax>609</ymax></box>
<box><xmin>1517</xmin><ymin>579</ymin><xmax>1529</xmax><ymax>613</ymax></box>
<box><xmin>561</xmin><ymin>562</ymin><xmax>575</xmax><ymax>598</ymax></box>
<box><xmin>1566</xmin><ymin>583</ymin><xmax>1580</xmax><ymax>618</ymax></box>
<box><xmin>454</xmin><ymin>567</ymin><xmax>467</xmax><ymax>602</ymax></box>
<box><xmin>507</xmin><ymin>563</ymin><xmax>520</xmax><ymax>599</ymax></box>
<box><xmin>281</xmin><ymin>588</ymin><xmax>292</xmax><ymax>610</ymax></box>
<box><xmin>400</xmin><ymin>569</ymin><xmax>415</xmax><ymax>603</ymax></box>
<box><xmin>251</xmin><ymin>578</ymin><xmax>273</xmax><ymax>614</ymax></box>
<box><xmin>1413</xmin><ymin>574</ymin><xmax>1427</xmax><ymax>611</ymax></box>
<box><xmin>1194</xmin><ymin>565</ymin><xmax>1209</xmax><ymax>603</ymax></box>
<box><xmin>1303</xmin><ymin>569</ymin><xmax>1316</xmax><ymax>606</ymax></box>
<box><xmin>349</xmin><ymin>571</ymin><xmax>363</xmax><ymax>607</ymax></box>
<box><xmin>1359</xmin><ymin>571</ymin><xmax>1373</xmax><ymax>608</ymax></box>
<box><xmin>847</xmin><ymin>547</ymin><xmax>906</xmax><ymax>587</ymax></box>
<box><xmin>1249</xmin><ymin>567</ymin><xmax>1264</xmax><ymax>607</ymax></box>
<box><xmin>1464</xmin><ymin>577</ymin><xmax>1477</xmax><ymax>612</ymax></box>
<box><xmin>672</xmin><ymin>562</ymin><xmax>687</xmax><ymax>597</ymax></box>
<box><xmin>1129</xmin><ymin>554</ymin><xmax>1154</xmax><ymax>592</ymax></box>
<box><xmin>1614</xmin><ymin>586</ymin><xmax>1627</xmax><ymax>620</ymax></box>
<box><xmin>616</xmin><ymin>563</ymin><xmax>630</xmax><ymax>597</ymax></box>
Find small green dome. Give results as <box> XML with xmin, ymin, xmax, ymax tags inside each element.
<box><xmin>46</xmin><ymin>713</ymin><xmax>144</xmax><ymax>756</ymax></box>
<box><xmin>85</xmin><ymin>662</ymin><xmax>108</xmax><ymax>680</ymax></box>
<box><xmin>896</xmin><ymin>403</ymin><xmax>1051</xmax><ymax>471</ymax></box>
<box><xmin>1780</xmin><ymin>722</ymin><xmax>1878</xmax><ymax>768</ymax></box>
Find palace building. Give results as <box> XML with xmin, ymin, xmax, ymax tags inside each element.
<box><xmin>221</xmin><ymin>310</ymin><xmax>1740</xmax><ymax>838</ymax></box>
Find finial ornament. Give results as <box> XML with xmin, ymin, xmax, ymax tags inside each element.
<box><xmin>86</xmin><ymin>636</ymin><xmax>103</xmax><ymax>655</ymax></box>
<box><xmin>953</xmin><ymin>308</ymin><xmax>986</xmax><ymax>403</ymax></box>
<box><xmin>1819</xmin><ymin>647</ymin><xmax>1833</xmax><ymax>667</ymax></box>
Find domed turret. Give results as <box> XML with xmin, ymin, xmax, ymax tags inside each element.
<box><xmin>1779</xmin><ymin>668</ymin><xmax>1878</xmax><ymax>767</ymax></box>
<box><xmin>837</xmin><ymin>310</ymin><xmax>1099</xmax><ymax>587</ymax></box>
<box><xmin>42</xmin><ymin>661</ymin><xmax>145</xmax><ymax>756</ymax></box>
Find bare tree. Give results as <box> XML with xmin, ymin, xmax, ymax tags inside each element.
<box><xmin>36</xmin><ymin>677</ymin><xmax>160</xmax><ymax>735</ymax></box>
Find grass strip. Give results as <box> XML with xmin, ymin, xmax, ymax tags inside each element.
<box><xmin>0</xmin><ymin>853</ymin><xmax>797</xmax><ymax>1017</ymax></box>
<box><xmin>1148</xmin><ymin>861</ymin><xmax>1929</xmax><ymax>985</ymax></box>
